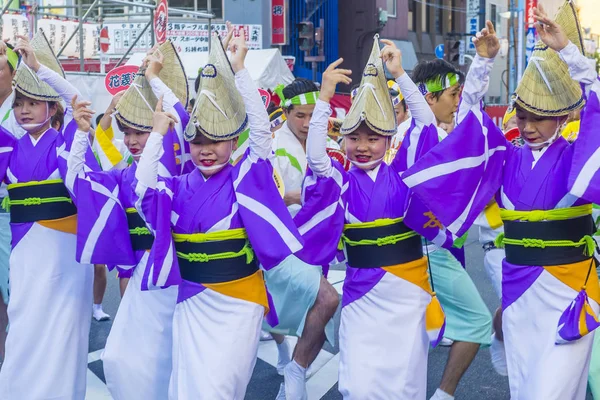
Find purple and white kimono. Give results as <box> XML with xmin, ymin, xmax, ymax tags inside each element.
<box><xmin>65</xmin><ymin>77</ymin><xmax>189</xmax><ymax>400</ymax></box>
<box><xmin>403</xmin><ymin>45</ymin><xmax>600</xmax><ymax>399</ymax></box>
<box><xmin>134</xmin><ymin>69</ymin><xmax>303</xmax><ymax>399</ymax></box>
<box><xmin>297</xmin><ymin>72</ymin><xmax>444</xmax><ymax>400</ymax></box>
<box><xmin>0</xmin><ymin>66</ymin><xmax>98</xmax><ymax>400</ymax></box>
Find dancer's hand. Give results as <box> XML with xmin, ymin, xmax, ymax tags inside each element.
<box><xmin>229</xmin><ymin>28</ymin><xmax>248</xmax><ymax>74</ymax></box>
<box><xmin>145</xmin><ymin>48</ymin><xmax>164</xmax><ymax>81</ymax></box>
<box><xmin>152</xmin><ymin>96</ymin><xmax>179</xmax><ymax>136</ymax></box>
<box><xmin>14</xmin><ymin>35</ymin><xmax>40</xmax><ymax>72</ymax></box>
<box><xmin>319</xmin><ymin>58</ymin><xmax>352</xmax><ymax>103</ymax></box>
<box><xmin>380</xmin><ymin>39</ymin><xmax>404</xmax><ymax>78</ymax></box>
<box><xmin>473</xmin><ymin>20</ymin><xmax>500</xmax><ymax>59</ymax></box>
<box><xmin>534</xmin><ymin>4</ymin><xmax>569</xmax><ymax>52</ymax></box>
<box><xmin>71</xmin><ymin>95</ymin><xmax>95</xmax><ymax>133</ymax></box>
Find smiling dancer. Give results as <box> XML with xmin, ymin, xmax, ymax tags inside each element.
<box><xmin>403</xmin><ymin>3</ymin><xmax>600</xmax><ymax>398</ymax></box>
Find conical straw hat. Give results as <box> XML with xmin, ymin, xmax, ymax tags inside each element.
<box><xmin>184</xmin><ymin>34</ymin><xmax>248</xmax><ymax>142</ymax></box>
<box><xmin>340</xmin><ymin>35</ymin><xmax>396</xmax><ymax>136</ymax></box>
<box><xmin>114</xmin><ymin>72</ymin><xmax>158</xmax><ymax>132</ymax></box>
<box><xmin>14</xmin><ymin>29</ymin><xmax>64</xmax><ymax>102</ymax></box>
<box><xmin>156</xmin><ymin>40</ymin><xmax>189</xmax><ymax>108</ymax></box>
<box><xmin>514</xmin><ymin>0</ymin><xmax>585</xmax><ymax>117</ymax></box>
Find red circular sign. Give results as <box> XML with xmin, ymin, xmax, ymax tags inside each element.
<box><xmin>258</xmin><ymin>88</ymin><xmax>271</xmax><ymax>109</ymax></box>
<box><xmin>99</xmin><ymin>27</ymin><xmax>110</xmax><ymax>53</ymax></box>
<box><xmin>326</xmin><ymin>148</ymin><xmax>351</xmax><ymax>171</ymax></box>
<box><xmin>154</xmin><ymin>0</ymin><xmax>168</xmax><ymax>44</ymax></box>
<box><xmin>104</xmin><ymin>65</ymin><xmax>140</xmax><ymax>96</ymax></box>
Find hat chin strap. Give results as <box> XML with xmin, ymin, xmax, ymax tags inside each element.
<box><xmin>524</xmin><ymin>120</ymin><xmax>561</xmax><ymax>150</ymax></box>
<box><xmin>349</xmin><ymin>155</ymin><xmax>385</xmax><ymax>169</ymax></box>
<box><xmin>21</xmin><ymin>102</ymin><xmax>51</xmax><ymax>132</ymax></box>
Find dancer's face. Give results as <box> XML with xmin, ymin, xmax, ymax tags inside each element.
<box><xmin>284</xmin><ymin>104</ymin><xmax>315</xmax><ymax>142</ymax></box>
<box><xmin>344</xmin><ymin>124</ymin><xmax>389</xmax><ymax>171</ymax></box>
<box><xmin>123</xmin><ymin>127</ymin><xmax>150</xmax><ymax>161</ymax></box>
<box><xmin>516</xmin><ymin>107</ymin><xmax>567</xmax><ymax>148</ymax></box>
<box><xmin>426</xmin><ymin>83</ymin><xmax>461</xmax><ymax>125</ymax></box>
<box><xmin>13</xmin><ymin>92</ymin><xmax>57</xmax><ymax>134</ymax></box>
<box><xmin>189</xmin><ymin>134</ymin><xmax>235</xmax><ymax>178</ymax></box>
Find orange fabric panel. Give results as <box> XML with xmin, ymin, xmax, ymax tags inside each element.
<box><xmin>204</xmin><ymin>270</ymin><xmax>269</xmax><ymax>315</ymax></box>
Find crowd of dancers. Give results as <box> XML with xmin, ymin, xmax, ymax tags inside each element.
<box><xmin>0</xmin><ymin>1</ymin><xmax>598</xmax><ymax>399</ymax></box>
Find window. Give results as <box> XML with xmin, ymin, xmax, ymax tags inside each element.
<box><xmin>408</xmin><ymin>0</ymin><xmax>416</xmax><ymax>31</ymax></box>
<box><xmin>434</xmin><ymin>0</ymin><xmax>443</xmax><ymax>34</ymax></box>
<box><xmin>169</xmin><ymin>0</ymin><xmax>223</xmax><ymax>18</ymax></box>
<box><xmin>422</xmin><ymin>1</ymin><xmax>430</xmax><ymax>33</ymax></box>
<box><xmin>491</xmin><ymin>4</ymin><xmax>497</xmax><ymax>30</ymax></box>
<box><xmin>387</xmin><ymin>0</ymin><xmax>397</xmax><ymax>18</ymax></box>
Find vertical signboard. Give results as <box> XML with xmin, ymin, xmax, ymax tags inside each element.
<box><xmin>271</xmin><ymin>0</ymin><xmax>287</xmax><ymax>45</ymax></box>
<box><xmin>466</xmin><ymin>0</ymin><xmax>479</xmax><ymax>54</ymax></box>
<box><xmin>525</xmin><ymin>0</ymin><xmax>537</xmax><ymax>65</ymax></box>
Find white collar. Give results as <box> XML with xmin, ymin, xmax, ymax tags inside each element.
<box><xmin>366</xmin><ymin>163</ymin><xmax>381</xmax><ymax>182</ymax></box>
<box><xmin>28</xmin><ymin>128</ymin><xmax>50</xmax><ymax>146</ymax></box>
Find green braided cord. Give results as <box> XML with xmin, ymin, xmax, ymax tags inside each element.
<box><xmin>341</xmin><ymin>230</ymin><xmax>419</xmax><ymax>248</ymax></box>
<box><xmin>5</xmin><ymin>196</ymin><xmax>72</xmax><ymax>211</ymax></box>
<box><xmin>495</xmin><ymin>233</ymin><xmax>597</xmax><ymax>257</ymax></box>
<box><xmin>176</xmin><ymin>240</ymin><xmax>255</xmax><ymax>264</ymax></box>
<box><xmin>129</xmin><ymin>227</ymin><xmax>151</xmax><ymax>236</ymax></box>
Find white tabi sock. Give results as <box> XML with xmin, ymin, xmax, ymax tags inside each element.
<box><xmin>276</xmin><ymin>339</ymin><xmax>291</xmax><ymax>375</ymax></box>
<box><xmin>92</xmin><ymin>304</ymin><xmax>110</xmax><ymax>321</ymax></box>
<box><xmin>430</xmin><ymin>388</ymin><xmax>454</xmax><ymax>400</ymax></box>
<box><xmin>284</xmin><ymin>360</ymin><xmax>307</xmax><ymax>400</ymax></box>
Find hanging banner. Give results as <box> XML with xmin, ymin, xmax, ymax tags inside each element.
<box><xmin>103</xmin><ymin>22</ymin><xmax>262</xmax><ymax>55</ymax></box>
<box><xmin>1</xmin><ymin>13</ymin><xmax>30</xmax><ymax>44</ymax></box>
<box><xmin>154</xmin><ymin>0</ymin><xmax>168</xmax><ymax>44</ymax></box>
<box><xmin>525</xmin><ymin>0</ymin><xmax>537</xmax><ymax>65</ymax></box>
<box><xmin>104</xmin><ymin>65</ymin><xmax>139</xmax><ymax>95</ymax></box>
<box><xmin>271</xmin><ymin>0</ymin><xmax>287</xmax><ymax>45</ymax></box>
<box><xmin>37</xmin><ymin>19</ymin><xmax>63</xmax><ymax>53</ymax></box>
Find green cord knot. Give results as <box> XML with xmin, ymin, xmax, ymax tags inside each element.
<box><xmin>186</xmin><ymin>252</ymin><xmax>211</xmax><ymax>263</ymax></box>
<box><xmin>494</xmin><ymin>233</ymin><xmax>505</xmax><ymax>249</ymax></box>
<box><xmin>129</xmin><ymin>227</ymin><xmax>151</xmax><ymax>236</ymax></box>
<box><xmin>23</xmin><ymin>197</ymin><xmax>42</xmax><ymax>206</ymax></box>
<box><xmin>521</xmin><ymin>238</ymin><xmax>546</xmax><ymax>248</ymax></box>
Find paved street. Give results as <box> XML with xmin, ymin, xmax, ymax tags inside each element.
<box><xmin>85</xmin><ymin>229</ymin><xmax>594</xmax><ymax>399</ymax></box>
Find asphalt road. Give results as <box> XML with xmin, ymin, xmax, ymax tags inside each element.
<box><xmin>86</xmin><ymin>228</ymin><xmax>594</xmax><ymax>399</ymax></box>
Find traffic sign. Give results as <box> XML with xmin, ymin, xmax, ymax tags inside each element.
<box><xmin>105</xmin><ymin>65</ymin><xmax>139</xmax><ymax>96</ymax></box>
<box><xmin>435</xmin><ymin>44</ymin><xmax>445</xmax><ymax>59</ymax></box>
<box><xmin>99</xmin><ymin>27</ymin><xmax>110</xmax><ymax>53</ymax></box>
<box><xmin>258</xmin><ymin>88</ymin><xmax>271</xmax><ymax>109</ymax></box>
<box><xmin>154</xmin><ymin>0</ymin><xmax>168</xmax><ymax>44</ymax></box>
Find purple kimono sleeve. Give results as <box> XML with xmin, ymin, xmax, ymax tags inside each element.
<box><xmin>402</xmin><ymin>108</ymin><xmax>508</xmax><ymax>238</ymax></box>
<box><xmin>133</xmin><ymin>175</ymin><xmax>181</xmax><ymax>290</ymax></box>
<box><xmin>293</xmin><ymin>161</ymin><xmax>347</xmax><ymax>266</ymax></box>
<box><xmin>74</xmin><ymin>169</ymin><xmax>136</xmax><ymax>265</ymax></box>
<box><xmin>232</xmin><ymin>155</ymin><xmax>304</xmax><ymax>270</ymax></box>
<box><xmin>0</xmin><ymin>126</ymin><xmax>16</xmax><ymax>182</ymax></box>
<box><xmin>568</xmin><ymin>88</ymin><xmax>600</xmax><ymax>204</ymax></box>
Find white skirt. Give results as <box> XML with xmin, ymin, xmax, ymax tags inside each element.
<box><xmin>0</xmin><ymin>223</ymin><xmax>93</xmax><ymax>400</ymax></box>
<box><xmin>102</xmin><ymin>252</ymin><xmax>178</xmax><ymax>400</ymax></box>
<box><xmin>503</xmin><ymin>269</ymin><xmax>598</xmax><ymax>400</ymax></box>
<box><xmin>338</xmin><ymin>271</ymin><xmax>431</xmax><ymax>400</ymax></box>
<box><xmin>169</xmin><ymin>288</ymin><xmax>264</xmax><ymax>400</ymax></box>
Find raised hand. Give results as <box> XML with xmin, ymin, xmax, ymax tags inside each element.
<box><xmin>319</xmin><ymin>58</ymin><xmax>352</xmax><ymax>103</ymax></box>
<box><xmin>228</xmin><ymin>28</ymin><xmax>248</xmax><ymax>74</ymax></box>
<box><xmin>152</xmin><ymin>96</ymin><xmax>179</xmax><ymax>136</ymax></box>
<box><xmin>14</xmin><ymin>35</ymin><xmax>40</xmax><ymax>72</ymax></box>
<box><xmin>222</xmin><ymin>21</ymin><xmax>235</xmax><ymax>51</ymax></box>
<box><xmin>534</xmin><ymin>4</ymin><xmax>569</xmax><ymax>52</ymax></box>
<box><xmin>473</xmin><ymin>20</ymin><xmax>500</xmax><ymax>59</ymax></box>
<box><xmin>380</xmin><ymin>39</ymin><xmax>404</xmax><ymax>78</ymax></box>
<box><xmin>71</xmin><ymin>95</ymin><xmax>95</xmax><ymax>133</ymax></box>
<box><xmin>144</xmin><ymin>48</ymin><xmax>164</xmax><ymax>81</ymax></box>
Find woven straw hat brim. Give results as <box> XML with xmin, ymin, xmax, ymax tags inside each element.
<box><xmin>514</xmin><ymin>1</ymin><xmax>585</xmax><ymax>117</ymax></box>
<box><xmin>13</xmin><ymin>29</ymin><xmax>64</xmax><ymax>102</ymax></box>
<box><xmin>187</xmin><ymin>35</ymin><xmax>248</xmax><ymax>142</ymax></box>
<box><xmin>157</xmin><ymin>40</ymin><xmax>189</xmax><ymax>108</ymax></box>
<box><xmin>114</xmin><ymin>73</ymin><xmax>158</xmax><ymax>132</ymax></box>
<box><xmin>340</xmin><ymin>36</ymin><xmax>397</xmax><ymax>136</ymax></box>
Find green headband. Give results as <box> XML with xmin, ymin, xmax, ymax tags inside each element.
<box><xmin>6</xmin><ymin>47</ymin><xmax>18</xmax><ymax>71</ymax></box>
<box><xmin>274</xmin><ymin>83</ymin><xmax>319</xmax><ymax>109</ymax></box>
<box><xmin>417</xmin><ymin>73</ymin><xmax>460</xmax><ymax>96</ymax></box>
